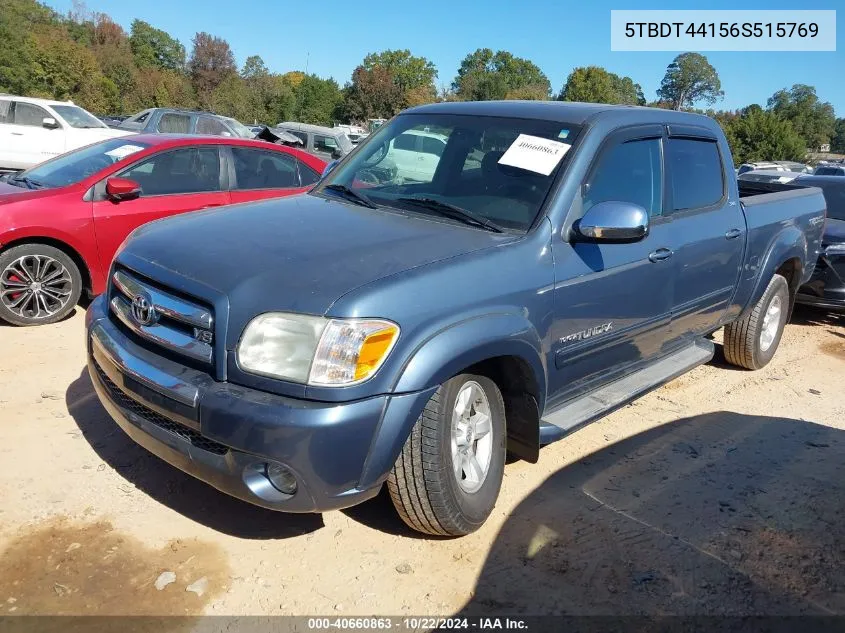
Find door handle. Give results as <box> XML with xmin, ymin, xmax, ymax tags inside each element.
<box><xmin>725</xmin><ymin>228</ymin><xmax>742</xmax><ymax>240</ymax></box>
<box><xmin>648</xmin><ymin>248</ymin><xmax>673</xmax><ymax>263</ymax></box>
<box><xmin>202</xmin><ymin>204</ymin><xmax>223</xmax><ymax>209</ymax></box>
<box><xmin>11</xmin><ymin>132</ymin><xmax>24</xmax><ymax>136</ymax></box>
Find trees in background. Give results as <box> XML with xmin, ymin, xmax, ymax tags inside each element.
<box><xmin>720</xmin><ymin>109</ymin><xmax>806</xmax><ymax>164</ymax></box>
<box><xmin>559</xmin><ymin>66</ymin><xmax>645</xmax><ymax>105</ymax></box>
<box><xmin>831</xmin><ymin>119</ymin><xmax>845</xmax><ymax>153</ymax></box>
<box><xmin>188</xmin><ymin>32</ymin><xmax>236</xmax><ymax>109</ymax></box>
<box><xmin>657</xmin><ymin>52</ymin><xmax>723</xmax><ymax>111</ymax></box>
<box><xmin>129</xmin><ymin>19</ymin><xmax>185</xmax><ymax>71</ymax></box>
<box><xmin>452</xmin><ymin>48</ymin><xmax>550</xmax><ymax>101</ymax></box>
<box><xmin>767</xmin><ymin>84</ymin><xmax>836</xmax><ymax>151</ymax></box>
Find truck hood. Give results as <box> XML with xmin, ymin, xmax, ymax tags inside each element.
<box><xmin>121</xmin><ymin>193</ymin><xmax>517</xmax><ymax>325</ymax></box>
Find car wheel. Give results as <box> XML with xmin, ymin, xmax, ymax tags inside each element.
<box><xmin>387</xmin><ymin>374</ymin><xmax>506</xmax><ymax>536</ymax></box>
<box><xmin>723</xmin><ymin>273</ymin><xmax>790</xmax><ymax>370</ymax></box>
<box><xmin>0</xmin><ymin>244</ymin><xmax>82</xmax><ymax>326</ymax></box>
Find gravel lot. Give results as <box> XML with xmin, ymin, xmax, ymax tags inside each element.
<box><xmin>0</xmin><ymin>306</ymin><xmax>843</xmax><ymax>617</ymax></box>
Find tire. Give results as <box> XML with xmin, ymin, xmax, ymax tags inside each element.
<box><xmin>0</xmin><ymin>244</ymin><xmax>82</xmax><ymax>326</ymax></box>
<box><xmin>387</xmin><ymin>373</ymin><xmax>506</xmax><ymax>536</ymax></box>
<box><xmin>724</xmin><ymin>273</ymin><xmax>790</xmax><ymax>370</ymax></box>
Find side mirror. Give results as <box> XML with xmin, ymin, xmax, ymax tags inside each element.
<box><xmin>106</xmin><ymin>177</ymin><xmax>142</xmax><ymax>202</ymax></box>
<box><xmin>42</xmin><ymin>117</ymin><xmax>59</xmax><ymax>130</ymax></box>
<box><xmin>321</xmin><ymin>159</ymin><xmax>339</xmax><ymax>179</ymax></box>
<box><xmin>575</xmin><ymin>201</ymin><xmax>649</xmax><ymax>242</ymax></box>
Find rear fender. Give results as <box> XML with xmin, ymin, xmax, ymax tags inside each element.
<box><xmin>740</xmin><ymin>227</ymin><xmax>807</xmax><ymax>319</ymax></box>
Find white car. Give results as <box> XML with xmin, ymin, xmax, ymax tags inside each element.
<box><xmin>0</xmin><ymin>95</ymin><xmax>133</xmax><ymax>171</ymax></box>
<box><xmin>383</xmin><ymin>129</ymin><xmax>448</xmax><ymax>183</ymax></box>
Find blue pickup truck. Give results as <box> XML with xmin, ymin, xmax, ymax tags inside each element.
<box><xmin>85</xmin><ymin>101</ymin><xmax>826</xmax><ymax>536</ymax></box>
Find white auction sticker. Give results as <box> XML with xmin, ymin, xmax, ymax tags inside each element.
<box><xmin>105</xmin><ymin>144</ymin><xmax>145</xmax><ymax>159</ymax></box>
<box><xmin>498</xmin><ymin>134</ymin><xmax>571</xmax><ymax>176</ymax></box>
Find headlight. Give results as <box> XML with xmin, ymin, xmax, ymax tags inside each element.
<box><xmin>237</xmin><ymin>312</ymin><xmax>399</xmax><ymax>386</ymax></box>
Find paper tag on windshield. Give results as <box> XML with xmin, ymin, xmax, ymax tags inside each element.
<box><xmin>105</xmin><ymin>144</ymin><xmax>145</xmax><ymax>160</ymax></box>
<box><xmin>498</xmin><ymin>134</ymin><xmax>571</xmax><ymax>176</ymax></box>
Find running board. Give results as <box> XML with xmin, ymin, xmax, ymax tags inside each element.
<box><xmin>539</xmin><ymin>340</ymin><xmax>714</xmax><ymax>445</ymax></box>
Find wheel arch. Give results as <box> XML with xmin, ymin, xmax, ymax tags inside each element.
<box><xmin>358</xmin><ymin>314</ymin><xmax>547</xmax><ymax>488</ymax></box>
<box><xmin>0</xmin><ymin>236</ymin><xmax>93</xmax><ymax>296</ymax></box>
<box><xmin>740</xmin><ymin>228</ymin><xmax>806</xmax><ymax>321</ymax></box>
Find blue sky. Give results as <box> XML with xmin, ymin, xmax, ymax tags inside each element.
<box><xmin>46</xmin><ymin>0</ymin><xmax>843</xmax><ymax>115</ymax></box>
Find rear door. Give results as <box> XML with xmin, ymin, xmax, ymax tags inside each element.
<box><xmin>664</xmin><ymin>130</ymin><xmax>744</xmax><ymax>342</ymax></box>
<box><xmin>548</xmin><ymin>126</ymin><xmax>675</xmax><ymax>407</ymax></box>
<box><xmin>92</xmin><ymin>145</ymin><xmax>230</xmax><ymax>271</ymax></box>
<box><xmin>226</xmin><ymin>146</ymin><xmax>315</xmax><ymax>204</ymax></box>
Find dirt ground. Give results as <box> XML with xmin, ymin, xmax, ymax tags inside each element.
<box><xmin>0</xmin><ymin>306</ymin><xmax>843</xmax><ymax>618</ymax></box>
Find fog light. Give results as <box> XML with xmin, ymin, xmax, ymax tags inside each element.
<box><xmin>265</xmin><ymin>462</ymin><xmax>297</xmax><ymax>495</ymax></box>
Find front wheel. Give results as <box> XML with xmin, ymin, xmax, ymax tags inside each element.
<box><xmin>387</xmin><ymin>374</ymin><xmax>506</xmax><ymax>536</ymax></box>
<box><xmin>0</xmin><ymin>244</ymin><xmax>82</xmax><ymax>326</ymax></box>
<box><xmin>724</xmin><ymin>273</ymin><xmax>790</xmax><ymax>370</ymax></box>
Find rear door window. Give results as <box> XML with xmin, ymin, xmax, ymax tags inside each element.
<box><xmin>231</xmin><ymin>147</ymin><xmax>299</xmax><ymax>189</ymax></box>
<box><xmin>0</xmin><ymin>100</ymin><xmax>12</xmax><ymax>124</ymax></box>
<box><xmin>666</xmin><ymin>138</ymin><xmax>724</xmax><ymax>212</ymax></box>
<box><xmin>157</xmin><ymin>113</ymin><xmax>191</xmax><ymax>134</ymax></box>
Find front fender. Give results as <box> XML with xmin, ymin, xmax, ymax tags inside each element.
<box><xmin>393</xmin><ymin>312</ymin><xmax>546</xmax><ymax>402</ymax></box>
<box><xmin>357</xmin><ymin>313</ymin><xmax>547</xmax><ymax>488</ymax></box>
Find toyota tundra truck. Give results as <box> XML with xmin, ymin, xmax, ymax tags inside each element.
<box><xmin>85</xmin><ymin>101</ymin><xmax>826</xmax><ymax>536</ymax></box>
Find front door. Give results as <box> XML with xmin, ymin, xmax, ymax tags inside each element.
<box><xmin>92</xmin><ymin>146</ymin><xmax>230</xmax><ymax>272</ymax></box>
<box><xmin>4</xmin><ymin>101</ymin><xmax>66</xmax><ymax>168</ymax></box>
<box><xmin>548</xmin><ymin>126</ymin><xmax>675</xmax><ymax>408</ymax></box>
<box><xmin>664</xmin><ymin>132</ymin><xmax>745</xmax><ymax>341</ymax></box>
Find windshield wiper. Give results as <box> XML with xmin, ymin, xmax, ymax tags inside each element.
<box><xmin>397</xmin><ymin>197</ymin><xmax>504</xmax><ymax>233</ymax></box>
<box><xmin>10</xmin><ymin>175</ymin><xmax>44</xmax><ymax>190</ymax></box>
<box><xmin>323</xmin><ymin>184</ymin><xmax>378</xmax><ymax>209</ymax></box>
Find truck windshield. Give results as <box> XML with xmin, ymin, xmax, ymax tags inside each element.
<box><xmin>11</xmin><ymin>138</ymin><xmax>150</xmax><ymax>189</ymax></box>
<box><xmin>317</xmin><ymin>113</ymin><xmax>582</xmax><ymax>232</ymax></box>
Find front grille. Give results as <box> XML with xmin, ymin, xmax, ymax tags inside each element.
<box><xmin>94</xmin><ymin>361</ymin><xmax>229</xmax><ymax>456</ymax></box>
<box><xmin>108</xmin><ymin>267</ymin><xmax>215</xmax><ymax>367</ymax></box>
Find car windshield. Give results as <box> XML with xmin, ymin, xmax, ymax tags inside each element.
<box><xmin>51</xmin><ymin>105</ymin><xmax>108</xmax><ymax>129</ymax></box>
<box><xmin>222</xmin><ymin>117</ymin><xmax>255</xmax><ymax>139</ymax></box>
<box><xmin>12</xmin><ymin>138</ymin><xmax>150</xmax><ymax>189</ymax></box>
<box><xmin>316</xmin><ymin>113</ymin><xmax>582</xmax><ymax>232</ymax></box>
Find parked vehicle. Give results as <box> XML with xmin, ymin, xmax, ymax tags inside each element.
<box><xmin>774</xmin><ymin>161</ymin><xmax>813</xmax><ymax>174</ymax></box>
<box><xmin>118</xmin><ymin>108</ymin><xmax>256</xmax><ymax>139</ymax></box>
<box><xmin>738</xmin><ymin>169</ymin><xmax>803</xmax><ymax>184</ymax></box>
<box><xmin>380</xmin><ymin>128</ymin><xmax>448</xmax><ymax>184</ymax></box>
<box><xmin>86</xmin><ymin>101</ymin><xmax>825</xmax><ymax>536</ymax></box>
<box><xmin>736</xmin><ymin>161</ymin><xmax>789</xmax><ymax>175</ymax></box>
<box><xmin>0</xmin><ymin>96</ymin><xmax>133</xmax><ymax>172</ymax></box>
<box><xmin>98</xmin><ymin>114</ymin><xmax>129</xmax><ymax>128</ymax></box>
<box><xmin>335</xmin><ymin>124</ymin><xmax>369</xmax><ymax>145</ymax></box>
<box><xmin>814</xmin><ymin>164</ymin><xmax>845</xmax><ymax>176</ymax></box>
<box><xmin>792</xmin><ymin>176</ymin><xmax>845</xmax><ymax>310</ymax></box>
<box><xmin>0</xmin><ymin>135</ymin><xmax>325</xmax><ymax>326</ymax></box>
<box><xmin>273</xmin><ymin>122</ymin><xmax>353</xmax><ymax>161</ymax></box>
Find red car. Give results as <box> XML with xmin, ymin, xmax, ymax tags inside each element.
<box><xmin>0</xmin><ymin>134</ymin><xmax>326</xmax><ymax>326</ymax></box>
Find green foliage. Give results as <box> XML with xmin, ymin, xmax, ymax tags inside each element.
<box><xmin>657</xmin><ymin>52</ymin><xmax>723</xmax><ymax>110</ymax></box>
<box><xmin>292</xmin><ymin>74</ymin><xmax>343</xmax><ymax>125</ymax></box>
<box><xmin>188</xmin><ymin>32</ymin><xmax>237</xmax><ymax>108</ymax></box>
<box><xmin>452</xmin><ymin>48</ymin><xmax>550</xmax><ymax>101</ymax></box>
<box><xmin>720</xmin><ymin>109</ymin><xmax>806</xmax><ymax>164</ymax></box>
<box><xmin>129</xmin><ymin>19</ymin><xmax>185</xmax><ymax>71</ymax></box>
<box><xmin>341</xmin><ymin>65</ymin><xmax>405</xmax><ymax>122</ymax></box>
<box><xmin>361</xmin><ymin>49</ymin><xmax>436</xmax><ymax>93</ymax></box>
<box><xmin>831</xmin><ymin>119</ymin><xmax>845</xmax><ymax>153</ymax></box>
<box><xmin>559</xmin><ymin>66</ymin><xmax>644</xmax><ymax>105</ymax></box>
<box><xmin>767</xmin><ymin>84</ymin><xmax>836</xmax><ymax>151</ymax></box>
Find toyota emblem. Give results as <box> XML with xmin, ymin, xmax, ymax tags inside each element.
<box><xmin>131</xmin><ymin>294</ymin><xmax>156</xmax><ymax>326</ymax></box>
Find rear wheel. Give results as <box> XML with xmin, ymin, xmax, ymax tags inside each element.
<box><xmin>387</xmin><ymin>374</ymin><xmax>506</xmax><ymax>536</ymax></box>
<box><xmin>724</xmin><ymin>273</ymin><xmax>790</xmax><ymax>370</ymax></box>
<box><xmin>0</xmin><ymin>244</ymin><xmax>82</xmax><ymax>326</ymax></box>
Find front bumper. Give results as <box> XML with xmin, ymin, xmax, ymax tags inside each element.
<box><xmin>796</xmin><ymin>254</ymin><xmax>845</xmax><ymax>311</ymax></box>
<box><xmin>85</xmin><ymin>296</ymin><xmax>429</xmax><ymax>513</ymax></box>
